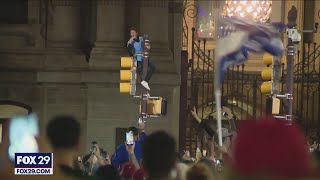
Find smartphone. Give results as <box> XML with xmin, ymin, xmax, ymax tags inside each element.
<box><xmin>8</xmin><ymin>113</ymin><xmax>39</xmax><ymax>161</ymax></box>
<box><xmin>126</xmin><ymin>131</ymin><xmax>134</xmax><ymax>145</ymax></box>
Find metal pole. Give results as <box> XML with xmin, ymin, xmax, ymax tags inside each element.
<box><xmin>286</xmin><ymin>6</ymin><xmax>298</xmax><ymax>123</ymax></box>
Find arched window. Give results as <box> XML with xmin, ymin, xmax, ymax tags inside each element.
<box><xmin>0</xmin><ymin>100</ymin><xmax>32</xmax><ymax>144</ymax></box>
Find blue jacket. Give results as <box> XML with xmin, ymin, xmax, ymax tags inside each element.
<box><xmin>111</xmin><ymin>132</ymin><xmax>146</xmax><ymax>167</ymax></box>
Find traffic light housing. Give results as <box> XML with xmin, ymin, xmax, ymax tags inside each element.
<box><xmin>120</xmin><ymin>57</ymin><xmax>137</xmax><ymax>95</ymax></box>
<box><xmin>139</xmin><ymin>97</ymin><xmax>167</xmax><ymax>117</ymax></box>
<box><xmin>260</xmin><ymin>53</ymin><xmax>273</xmax><ymax>95</ymax></box>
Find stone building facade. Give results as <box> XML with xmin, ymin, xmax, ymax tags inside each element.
<box><xmin>0</xmin><ymin>0</ymin><xmax>183</xmax><ymax>152</ymax></box>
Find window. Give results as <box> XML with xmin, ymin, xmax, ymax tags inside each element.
<box><xmin>0</xmin><ymin>0</ymin><xmax>28</xmax><ymax>24</ymax></box>
<box><xmin>196</xmin><ymin>0</ymin><xmax>222</xmax><ymax>39</ymax></box>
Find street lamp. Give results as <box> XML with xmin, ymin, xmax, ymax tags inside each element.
<box><xmin>224</xmin><ymin>0</ymin><xmax>272</xmax><ymax>22</ymax></box>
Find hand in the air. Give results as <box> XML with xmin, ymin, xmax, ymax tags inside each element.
<box><xmin>93</xmin><ymin>144</ymin><xmax>100</xmax><ymax>157</ymax></box>
<box><xmin>125</xmin><ymin>142</ymin><xmax>135</xmax><ymax>154</ymax></box>
<box><xmin>190</xmin><ymin>107</ymin><xmax>197</xmax><ymax>117</ymax></box>
<box><xmin>105</xmin><ymin>153</ymin><xmax>111</xmax><ymax>165</ymax></box>
<box><xmin>138</xmin><ymin>120</ymin><xmax>146</xmax><ymax>132</ymax></box>
<box><xmin>127</xmin><ymin>37</ymin><xmax>134</xmax><ymax>46</ymax></box>
<box><xmin>182</xmin><ymin>150</ymin><xmax>191</xmax><ymax>161</ymax></box>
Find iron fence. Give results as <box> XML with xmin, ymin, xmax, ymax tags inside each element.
<box><xmin>180</xmin><ymin>0</ymin><xmax>320</xmax><ymax>154</ymax></box>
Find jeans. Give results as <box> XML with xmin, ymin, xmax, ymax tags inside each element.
<box><xmin>137</xmin><ymin>60</ymin><xmax>156</xmax><ymax>82</ymax></box>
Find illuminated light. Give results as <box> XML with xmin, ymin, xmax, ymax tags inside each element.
<box><xmin>240</xmin><ymin>1</ymin><xmax>247</xmax><ymax>5</ymax></box>
<box><xmin>246</xmin><ymin>6</ymin><xmax>253</xmax><ymax>13</ymax></box>
<box><xmin>224</xmin><ymin>0</ymin><xmax>272</xmax><ymax>22</ymax></box>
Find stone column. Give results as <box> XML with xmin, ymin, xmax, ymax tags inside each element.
<box><xmin>270</xmin><ymin>0</ymin><xmax>284</xmax><ymax>22</ymax></box>
<box><xmin>89</xmin><ymin>0</ymin><xmax>127</xmax><ymax>69</ymax></box>
<box><xmin>139</xmin><ymin>0</ymin><xmax>171</xmax><ymax>57</ymax></box>
<box><xmin>168</xmin><ymin>0</ymin><xmax>183</xmax><ymax>73</ymax></box>
<box><xmin>283</xmin><ymin>1</ymin><xmax>304</xmax><ymax>64</ymax></box>
<box><xmin>46</xmin><ymin>0</ymin><xmax>82</xmax><ymax>48</ymax></box>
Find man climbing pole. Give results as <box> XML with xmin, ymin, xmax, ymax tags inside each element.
<box><xmin>127</xmin><ymin>27</ymin><xmax>156</xmax><ymax>91</ymax></box>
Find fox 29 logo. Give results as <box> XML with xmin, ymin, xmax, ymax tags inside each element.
<box><xmin>14</xmin><ymin>153</ymin><xmax>53</xmax><ymax>175</ymax></box>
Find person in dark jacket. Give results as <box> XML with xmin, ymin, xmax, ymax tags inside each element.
<box><xmin>127</xmin><ymin>27</ymin><xmax>155</xmax><ymax>91</ymax></box>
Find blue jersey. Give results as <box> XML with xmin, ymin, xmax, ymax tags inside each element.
<box><xmin>111</xmin><ymin>132</ymin><xmax>147</xmax><ymax>167</ymax></box>
<box><xmin>127</xmin><ymin>36</ymin><xmax>144</xmax><ymax>62</ymax></box>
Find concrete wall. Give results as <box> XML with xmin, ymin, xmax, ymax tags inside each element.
<box><xmin>0</xmin><ymin>0</ymin><xmax>182</xmax><ymax>153</ymax></box>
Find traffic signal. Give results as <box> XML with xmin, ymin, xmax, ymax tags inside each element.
<box><xmin>120</xmin><ymin>57</ymin><xmax>137</xmax><ymax>95</ymax></box>
<box><xmin>139</xmin><ymin>97</ymin><xmax>167</xmax><ymax>117</ymax></box>
<box><xmin>260</xmin><ymin>53</ymin><xmax>273</xmax><ymax>95</ymax></box>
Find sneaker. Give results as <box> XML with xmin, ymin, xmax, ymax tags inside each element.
<box><xmin>141</xmin><ymin>81</ymin><xmax>150</xmax><ymax>90</ymax></box>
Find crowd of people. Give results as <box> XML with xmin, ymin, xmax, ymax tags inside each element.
<box><xmin>1</xmin><ymin>112</ymin><xmax>320</xmax><ymax>180</ymax></box>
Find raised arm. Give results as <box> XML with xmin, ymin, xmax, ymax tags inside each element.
<box><xmin>190</xmin><ymin>107</ymin><xmax>202</xmax><ymax>123</ymax></box>
<box><xmin>125</xmin><ymin>142</ymin><xmax>140</xmax><ymax>169</ymax></box>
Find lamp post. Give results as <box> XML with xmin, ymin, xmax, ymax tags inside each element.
<box><xmin>286</xmin><ymin>6</ymin><xmax>298</xmax><ymax>123</ymax></box>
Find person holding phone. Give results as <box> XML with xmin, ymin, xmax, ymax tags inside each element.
<box><xmin>46</xmin><ymin>115</ymin><xmax>85</xmax><ymax>178</ymax></box>
<box><xmin>112</xmin><ymin>121</ymin><xmax>146</xmax><ymax>168</ymax></box>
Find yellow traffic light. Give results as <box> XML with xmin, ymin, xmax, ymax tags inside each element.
<box><xmin>120</xmin><ymin>57</ymin><xmax>136</xmax><ymax>95</ymax></box>
<box><xmin>261</xmin><ymin>53</ymin><xmax>274</xmax><ymax>95</ymax></box>
<box><xmin>121</xmin><ymin>57</ymin><xmax>132</xmax><ymax>68</ymax></box>
<box><xmin>261</xmin><ymin>67</ymin><xmax>273</xmax><ymax>81</ymax></box>
<box><xmin>261</xmin><ymin>81</ymin><xmax>272</xmax><ymax>94</ymax></box>
<box><xmin>120</xmin><ymin>82</ymin><xmax>131</xmax><ymax>93</ymax></box>
<box><xmin>120</xmin><ymin>70</ymin><xmax>131</xmax><ymax>81</ymax></box>
<box><xmin>263</xmin><ymin>53</ymin><xmax>273</xmax><ymax>65</ymax></box>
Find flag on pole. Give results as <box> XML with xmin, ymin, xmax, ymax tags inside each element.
<box><xmin>215</xmin><ymin>17</ymin><xmax>284</xmax><ymax>146</ymax></box>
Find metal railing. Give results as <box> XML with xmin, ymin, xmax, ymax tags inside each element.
<box><xmin>180</xmin><ymin>0</ymin><xmax>320</xmax><ymax>153</ymax></box>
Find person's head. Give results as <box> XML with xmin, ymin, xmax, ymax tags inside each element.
<box><xmin>232</xmin><ymin>117</ymin><xmax>313</xmax><ymax>179</ymax></box>
<box><xmin>127</xmin><ymin>126</ymin><xmax>139</xmax><ymax>141</ymax></box>
<box><xmin>186</xmin><ymin>162</ymin><xmax>215</xmax><ymax>180</ymax></box>
<box><xmin>120</xmin><ymin>162</ymin><xmax>137</xmax><ymax>180</ymax></box>
<box><xmin>46</xmin><ymin>115</ymin><xmax>81</xmax><ymax>151</ymax></box>
<box><xmin>142</xmin><ymin>131</ymin><xmax>176</xmax><ymax>178</ymax></box>
<box><xmin>198</xmin><ymin>158</ymin><xmax>217</xmax><ymax>175</ymax></box>
<box><xmin>130</xmin><ymin>27</ymin><xmax>138</xmax><ymax>38</ymax></box>
<box><xmin>133</xmin><ymin>168</ymin><xmax>148</xmax><ymax>180</ymax></box>
<box><xmin>175</xmin><ymin>162</ymin><xmax>190</xmax><ymax>180</ymax></box>
<box><xmin>96</xmin><ymin>165</ymin><xmax>122</xmax><ymax>180</ymax></box>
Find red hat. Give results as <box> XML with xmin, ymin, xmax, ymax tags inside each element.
<box><xmin>232</xmin><ymin>117</ymin><xmax>312</xmax><ymax>178</ymax></box>
<box><xmin>133</xmin><ymin>168</ymin><xmax>148</xmax><ymax>180</ymax></box>
<box><xmin>121</xmin><ymin>162</ymin><xmax>137</xmax><ymax>180</ymax></box>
